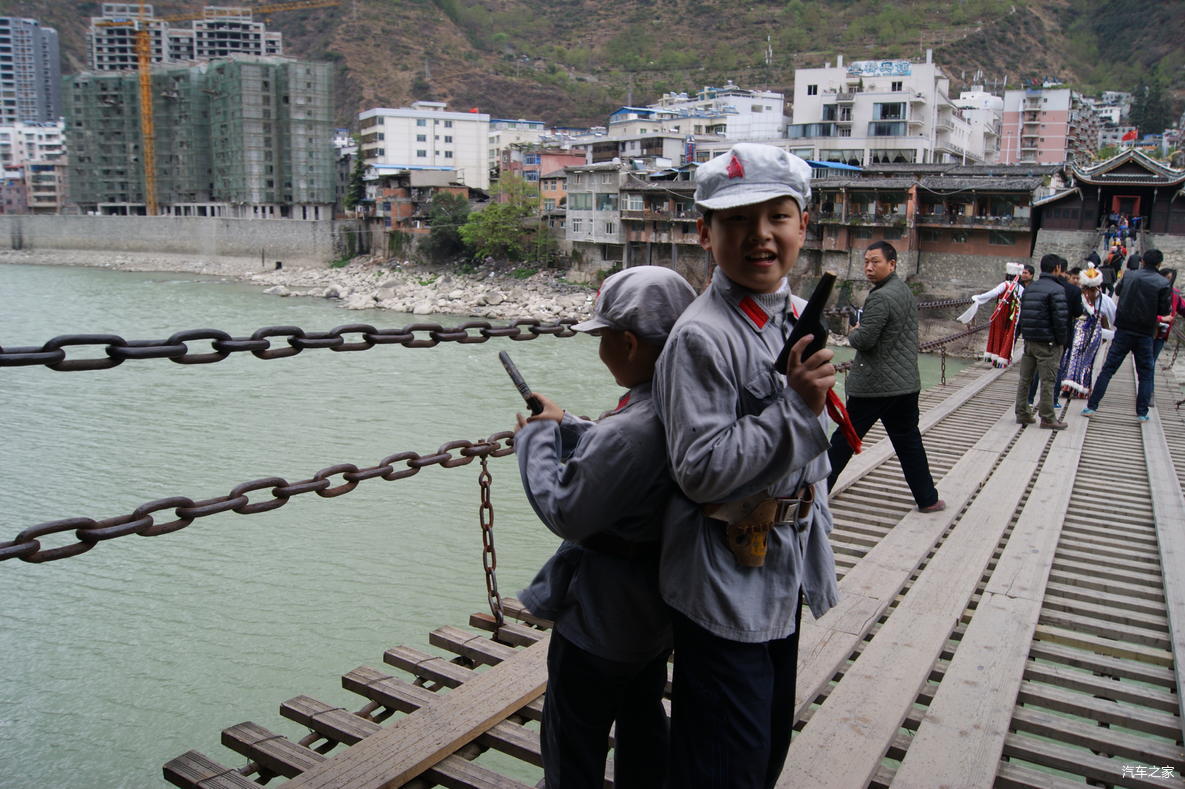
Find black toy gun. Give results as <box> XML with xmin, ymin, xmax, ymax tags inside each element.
<box><xmin>499</xmin><ymin>351</ymin><xmax>544</xmax><ymax>415</ymax></box>
<box><xmin>773</xmin><ymin>272</ymin><xmax>836</xmax><ymax>372</ymax></box>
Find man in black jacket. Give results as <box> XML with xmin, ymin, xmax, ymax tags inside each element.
<box><xmin>1082</xmin><ymin>249</ymin><xmax>1172</xmax><ymax>421</ymax></box>
<box><xmin>1016</xmin><ymin>254</ymin><xmax>1070</xmax><ymax>429</ymax></box>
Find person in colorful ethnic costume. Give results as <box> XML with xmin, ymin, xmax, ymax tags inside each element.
<box><xmin>957</xmin><ymin>262</ymin><xmax>1033</xmax><ymax>367</ymax></box>
<box><xmin>1057</xmin><ymin>267</ymin><xmax>1115</xmax><ymax>399</ymax></box>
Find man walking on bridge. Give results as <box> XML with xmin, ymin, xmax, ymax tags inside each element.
<box><xmin>1016</xmin><ymin>254</ymin><xmax>1070</xmax><ymax>430</ymax></box>
<box><xmin>1082</xmin><ymin>249</ymin><xmax>1172</xmax><ymax>422</ymax></box>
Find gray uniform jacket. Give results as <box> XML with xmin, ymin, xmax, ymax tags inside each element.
<box><xmin>653</xmin><ymin>273</ymin><xmax>840</xmax><ymax>643</ymax></box>
<box><xmin>847</xmin><ymin>272</ymin><xmax>921</xmax><ymax>397</ymax></box>
<box><xmin>516</xmin><ymin>384</ymin><xmax>673</xmax><ymax>663</ymax></box>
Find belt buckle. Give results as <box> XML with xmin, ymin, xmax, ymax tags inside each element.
<box><xmin>775</xmin><ymin>487</ymin><xmax>813</xmax><ymax>533</ymax></box>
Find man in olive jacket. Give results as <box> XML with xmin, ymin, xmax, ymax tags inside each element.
<box><xmin>1015</xmin><ymin>254</ymin><xmax>1070</xmax><ymax>429</ymax></box>
<box><xmin>827</xmin><ymin>241</ymin><xmax>944</xmax><ymax>513</ymax></box>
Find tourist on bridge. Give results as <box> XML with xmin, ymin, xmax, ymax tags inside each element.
<box><xmin>1153</xmin><ymin>268</ymin><xmax>1184</xmax><ymax>367</ymax></box>
<box><xmin>514</xmin><ymin>266</ymin><xmax>696</xmax><ymax>788</ymax></box>
<box><xmin>1015</xmin><ymin>254</ymin><xmax>1070</xmax><ymax>429</ymax></box>
<box><xmin>1082</xmin><ymin>249</ymin><xmax>1172</xmax><ymax>422</ymax></box>
<box><xmin>654</xmin><ymin>143</ymin><xmax>840</xmax><ymax>788</ymax></box>
<box><xmin>1057</xmin><ymin>266</ymin><xmax>1115</xmax><ymax>399</ymax></box>
<box><xmin>827</xmin><ymin>240</ymin><xmax>946</xmax><ymax>513</ymax></box>
<box><xmin>956</xmin><ymin>261</ymin><xmax>1033</xmax><ymax>368</ymax></box>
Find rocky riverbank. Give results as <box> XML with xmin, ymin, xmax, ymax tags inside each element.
<box><xmin>0</xmin><ymin>249</ymin><xmax>597</xmax><ymax>323</ymax></box>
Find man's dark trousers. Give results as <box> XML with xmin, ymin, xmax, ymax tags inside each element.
<box><xmin>666</xmin><ymin>600</ymin><xmax>803</xmax><ymax>789</ymax></box>
<box><xmin>542</xmin><ymin>632</ymin><xmax>670</xmax><ymax>789</ymax></box>
<box><xmin>1085</xmin><ymin>328</ymin><xmax>1156</xmax><ymax>416</ymax></box>
<box><xmin>827</xmin><ymin>392</ymin><xmax>940</xmax><ymax>508</ymax></box>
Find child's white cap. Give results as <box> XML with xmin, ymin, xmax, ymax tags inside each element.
<box><xmin>572</xmin><ymin>266</ymin><xmax>696</xmax><ymax>345</ymax></box>
<box><xmin>694</xmin><ymin>143</ymin><xmax>812</xmax><ymax>213</ymax></box>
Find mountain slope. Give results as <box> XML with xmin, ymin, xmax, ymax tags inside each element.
<box><xmin>1</xmin><ymin>0</ymin><xmax>1179</xmax><ymax>127</ymax></box>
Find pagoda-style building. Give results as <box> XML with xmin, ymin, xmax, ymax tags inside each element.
<box><xmin>1035</xmin><ymin>149</ymin><xmax>1185</xmax><ymax>235</ymax></box>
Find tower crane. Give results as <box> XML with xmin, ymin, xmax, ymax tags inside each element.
<box><xmin>95</xmin><ymin>0</ymin><xmax>341</xmax><ymax>215</ymax></box>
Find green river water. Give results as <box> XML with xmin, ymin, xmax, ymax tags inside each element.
<box><xmin>0</xmin><ymin>262</ymin><xmax>967</xmax><ymax>788</ymax></box>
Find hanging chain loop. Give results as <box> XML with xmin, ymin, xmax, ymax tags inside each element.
<box><xmin>477</xmin><ymin>453</ymin><xmax>504</xmax><ymax>627</ymax></box>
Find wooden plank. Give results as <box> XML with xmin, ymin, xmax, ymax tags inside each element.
<box><xmin>422</xmin><ymin>758</ymin><xmax>535</xmax><ymax>789</ymax></box>
<box><xmin>287</xmin><ymin>637</ymin><xmax>550</xmax><ymax>789</ymax></box>
<box><xmin>1042</xmin><ymin>580</ymin><xmax>1166</xmax><ymax>618</ymax></box>
<box><xmin>1027</xmin><ymin>640</ymin><xmax>1177</xmax><ymax>688</ymax></box>
<box><xmin>1022</xmin><ymin>660</ymin><xmax>1181</xmax><ymax>714</ymax></box>
<box><xmin>1141</xmin><ymin>378</ymin><xmax>1185</xmax><ymax>743</ymax></box>
<box><xmin>781</xmin><ymin>415</ymin><xmax>1051</xmax><ymax>788</ymax></box>
<box><xmin>1034</xmin><ymin>623</ymin><xmax>1174</xmax><ymax>666</ymax></box>
<box><xmin>1038</xmin><ymin>608</ymin><xmax>1171</xmax><ymax>650</ymax></box>
<box><xmin>1002</xmin><ymin>730</ymin><xmax>1185</xmax><ymax>788</ymax></box>
<box><xmin>162</xmin><ymin>751</ymin><xmax>260</xmax><ymax>789</ymax></box>
<box><xmin>429</xmin><ymin>625</ymin><xmax>519</xmax><ymax>665</ymax></box>
<box><xmin>282</xmin><ymin>695</ymin><xmax>380</xmax><ymax>745</ymax></box>
<box><xmin>995</xmin><ymin>761</ymin><xmax>1103</xmax><ymax>789</ymax></box>
<box><xmin>220</xmin><ymin>721</ymin><xmax>324</xmax><ymax>778</ymax></box>
<box><xmin>1015</xmin><ymin>681</ymin><xmax>1182</xmax><ymax>740</ymax></box>
<box><xmin>829</xmin><ymin>363</ymin><xmax>1007</xmax><ymax>495</ymax></box>
<box><xmin>892</xmin><ymin>413</ymin><xmax>1087</xmax><ymax>787</ymax></box>
<box><xmin>384</xmin><ymin>645</ymin><xmax>474</xmax><ymax>688</ymax></box>
<box><xmin>468</xmin><ymin>613</ymin><xmax>546</xmax><ymax>647</ymax></box>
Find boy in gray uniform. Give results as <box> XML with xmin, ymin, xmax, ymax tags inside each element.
<box><xmin>653</xmin><ymin>143</ymin><xmax>840</xmax><ymax>788</ymax></box>
<box><xmin>514</xmin><ymin>266</ymin><xmax>696</xmax><ymax>789</ymax></box>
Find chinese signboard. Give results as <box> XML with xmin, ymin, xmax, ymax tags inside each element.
<box><xmin>846</xmin><ymin>60</ymin><xmax>912</xmax><ymax>77</ymax></box>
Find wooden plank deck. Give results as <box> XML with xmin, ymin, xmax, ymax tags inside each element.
<box><xmin>164</xmin><ymin>358</ymin><xmax>1185</xmax><ymax>788</ymax></box>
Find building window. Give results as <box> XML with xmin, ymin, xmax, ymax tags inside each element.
<box><xmin>626</xmin><ymin>194</ymin><xmax>644</xmax><ymax>211</ymax></box>
<box><xmin>807</xmin><ymin>84</ymin><xmax>818</xmax><ymax>96</ymax></box>
<box><xmin>543</xmin><ymin>198</ymin><xmax>555</xmax><ymax>210</ymax></box>
<box><xmin>988</xmin><ymin>231</ymin><xmax>1013</xmax><ymax>245</ymax></box>
<box><xmin>445</xmin><ymin>151</ymin><xmax>453</xmax><ymax>159</ymax></box>
<box><xmin>596</xmin><ymin>193</ymin><xmax>618</xmax><ymax>211</ymax></box>
<box><xmin>444</xmin><ymin>135</ymin><xmax>453</xmax><ymax>143</ymax></box>
<box><xmin>524</xmin><ymin>170</ymin><xmax>537</xmax><ymax>180</ymax></box>
<box><xmin>568</xmin><ymin>193</ymin><xmax>592</xmax><ymax>210</ymax></box>
<box><xmin>416</xmin><ymin>119</ymin><xmax>426</xmax><ymax>127</ymax></box>
<box><xmin>852</xmin><ymin>227</ymin><xmax>873</xmax><ymax>239</ymax></box>
<box><xmin>444</xmin><ymin>120</ymin><xmax>453</xmax><ymax>128</ymax></box>
<box><xmin>891</xmin><ymin>81</ymin><xmax>903</xmax><ymax>92</ymax></box>
<box><xmin>571</xmin><ymin>218</ymin><xmax>582</xmax><ymax>233</ymax></box>
<box><xmin>605</xmin><ymin>221</ymin><xmax>616</xmax><ymax>234</ymax></box>
<box><xmin>416</xmin><ymin>149</ymin><xmax>426</xmax><ymax>157</ymax></box>
<box><xmin>416</xmin><ymin>134</ymin><xmax>426</xmax><ymax>142</ymax></box>
<box><xmin>952</xmin><ymin>232</ymin><xmax>968</xmax><ymax>243</ymax></box>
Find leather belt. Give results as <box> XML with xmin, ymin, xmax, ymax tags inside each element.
<box><xmin>774</xmin><ymin>484</ymin><xmax>815</xmax><ymax>533</ymax></box>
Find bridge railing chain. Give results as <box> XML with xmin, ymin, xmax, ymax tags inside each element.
<box><xmin>0</xmin><ymin>432</ymin><xmax>515</xmax><ymax>565</ymax></box>
<box><xmin>0</xmin><ymin>319</ymin><xmax>579</xmax><ymax>371</ymax></box>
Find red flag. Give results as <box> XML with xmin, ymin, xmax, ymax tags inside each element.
<box><xmin>468</xmin><ymin>107</ymin><xmax>480</xmax><ymax>113</ymax></box>
<box><xmin>1121</xmin><ymin>128</ymin><xmax>1138</xmax><ymax>142</ymax></box>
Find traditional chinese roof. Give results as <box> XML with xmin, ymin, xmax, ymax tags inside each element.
<box><xmin>1071</xmin><ymin>148</ymin><xmax>1185</xmax><ymax>186</ymax></box>
<box><xmin>1032</xmin><ymin>187</ymin><xmax>1081</xmax><ymax>207</ymax></box>
<box><xmin>917</xmin><ymin>176</ymin><xmax>1046</xmax><ymax>193</ymax></box>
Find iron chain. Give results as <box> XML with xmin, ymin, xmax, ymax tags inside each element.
<box><xmin>477</xmin><ymin>454</ymin><xmax>504</xmax><ymax>627</ymax></box>
<box><xmin>0</xmin><ymin>432</ymin><xmax>516</xmax><ymax>565</ymax></box>
<box><xmin>0</xmin><ymin>319</ymin><xmax>579</xmax><ymax>371</ymax></box>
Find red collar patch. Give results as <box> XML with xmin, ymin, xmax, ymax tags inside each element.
<box><xmin>738</xmin><ymin>296</ymin><xmax>769</xmax><ymax>328</ymax></box>
<box><xmin>615</xmin><ymin>393</ymin><xmax>631</xmax><ymax>411</ymax></box>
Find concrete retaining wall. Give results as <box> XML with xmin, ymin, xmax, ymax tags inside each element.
<box><xmin>1031</xmin><ymin>229</ymin><xmax>1101</xmax><ymax>268</ymax></box>
<box><xmin>1</xmin><ymin>215</ymin><xmax>356</xmax><ymax>269</ymax></box>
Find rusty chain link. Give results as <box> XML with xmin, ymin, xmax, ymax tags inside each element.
<box><xmin>0</xmin><ymin>319</ymin><xmax>580</xmax><ymax>371</ymax></box>
<box><xmin>0</xmin><ymin>432</ymin><xmax>516</xmax><ymax>565</ymax></box>
<box><xmin>477</xmin><ymin>455</ymin><xmax>504</xmax><ymax>627</ymax></box>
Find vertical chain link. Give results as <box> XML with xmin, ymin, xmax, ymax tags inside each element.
<box><xmin>940</xmin><ymin>346</ymin><xmax>947</xmax><ymax>386</ymax></box>
<box><xmin>478</xmin><ymin>454</ymin><xmax>504</xmax><ymax>627</ymax></box>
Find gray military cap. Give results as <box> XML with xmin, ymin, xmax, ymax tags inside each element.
<box><xmin>694</xmin><ymin>143</ymin><xmax>812</xmax><ymax>213</ymax></box>
<box><xmin>572</xmin><ymin>266</ymin><xmax>696</xmax><ymax>345</ymax></box>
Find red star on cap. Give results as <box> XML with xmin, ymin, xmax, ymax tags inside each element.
<box><xmin>726</xmin><ymin>154</ymin><xmax>745</xmax><ymax>179</ymax></box>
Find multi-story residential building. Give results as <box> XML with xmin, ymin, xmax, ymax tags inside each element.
<box><xmin>564</xmin><ymin>161</ymin><xmax>628</xmax><ymax>265</ymax></box>
<box><xmin>366</xmin><ymin>168</ymin><xmax>468</xmax><ymax>232</ymax></box>
<box><xmin>88</xmin><ymin>4</ymin><xmax>283</xmax><ymax>72</ymax></box>
<box><xmin>65</xmin><ymin>56</ymin><xmax>334</xmax><ymax>216</ymax></box>
<box><xmin>539</xmin><ymin>168</ymin><xmax>567</xmax><ymax>213</ymax></box>
<box><xmin>999</xmin><ymin>86</ymin><xmax>1098</xmax><ymax>165</ymax></box>
<box><xmin>619</xmin><ymin>166</ymin><xmax>709</xmax><ymax>285</ymax></box>
<box><xmin>0</xmin><ymin>17</ymin><xmax>61</xmax><ymax>124</ymax></box>
<box><xmin>0</xmin><ymin>121</ymin><xmax>65</xmax><ymax>167</ymax></box>
<box><xmin>1</xmin><ymin>163</ymin><xmax>27</xmax><ymax>212</ymax></box>
<box><xmin>953</xmin><ymin>88</ymin><xmax>1002</xmax><ymax>164</ymax></box>
<box><xmin>502</xmin><ymin>145</ymin><xmax>585</xmax><ymax>186</ymax></box>
<box><xmin>786</xmin><ymin>52</ymin><xmax>985</xmax><ymax>167</ymax></box>
<box><xmin>489</xmin><ymin>118</ymin><xmax>547</xmax><ymax>179</ymax></box>
<box><xmin>358</xmin><ymin>101</ymin><xmax>491</xmax><ymax>191</ymax></box>
<box><xmin>650</xmin><ymin>83</ymin><xmax>786</xmax><ymax>140</ymax></box>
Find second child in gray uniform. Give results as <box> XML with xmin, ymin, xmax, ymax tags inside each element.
<box><xmin>513</xmin><ymin>266</ymin><xmax>696</xmax><ymax>789</ymax></box>
<box><xmin>654</xmin><ymin>143</ymin><xmax>840</xmax><ymax>788</ymax></box>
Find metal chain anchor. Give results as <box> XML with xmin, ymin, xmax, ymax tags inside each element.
<box><xmin>477</xmin><ymin>454</ymin><xmax>504</xmax><ymax>627</ymax></box>
<box><xmin>940</xmin><ymin>346</ymin><xmax>948</xmax><ymax>385</ymax></box>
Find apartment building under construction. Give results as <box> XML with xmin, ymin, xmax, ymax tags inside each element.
<box><xmin>88</xmin><ymin>4</ymin><xmax>283</xmax><ymax>72</ymax></box>
<box><xmin>64</xmin><ymin>55</ymin><xmax>334</xmax><ymax>216</ymax></box>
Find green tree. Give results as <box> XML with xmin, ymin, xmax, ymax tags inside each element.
<box><xmin>421</xmin><ymin>191</ymin><xmax>471</xmax><ymax>263</ymax></box>
<box><xmin>459</xmin><ymin>175</ymin><xmax>542</xmax><ymax>262</ymax></box>
<box><xmin>1130</xmin><ymin>75</ymin><xmax>1172</xmax><ymax>135</ymax></box>
<box><xmin>343</xmin><ymin>149</ymin><xmax>366</xmax><ymax>211</ymax></box>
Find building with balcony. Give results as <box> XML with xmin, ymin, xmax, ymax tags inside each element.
<box><xmin>488</xmin><ymin>118</ymin><xmax>547</xmax><ymax>179</ymax></box>
<box><xmin>619</xmin><ymin>166</ymin><xmax>710</xmax><ymax>285</ymax></box>
<box><xmin>0</xmin><ymin>120</ymin><xmax>65</xmax><ymax>166</ymax></box>
<box><xmin>786</xmin><ymin>52</ymin><xmax>988</xmax><ymax>167</ymax></box>
<box><xmin>649</xmin><ymin>83</ymin><xmax>786</xmax><ymax>140</ymax></box>
<box><xmin>88</xmin><ymin>4</ymin><xmax>283</xmax><ymax>72</ymax></box>
<box><xmin>564</xmin><ymin>161</ymin><xmax>629</xmax><ymax>266</ymax></box>
<box><xmin>0</xmin><ymin>17</ymin><xmax>61</xmax><ymax>124</ymax></box>
<box><xmin>501</xmin><ymin>145</ymin><xmax>585</xmax><ymax>188</ymax></box>
<box><xmin>364</xmin><ymin>167</ymin><xmax>469</xmax><ymax>232</ymax></box>
<box><xmin>359</xmin><ymin>101</ymin><xmax>490</xmax><ymax>191</ymax></box>
<box><xmin>999</xmin><ymin>86</ymin><xmax>1098</xmax><ymax>165</ymax></box>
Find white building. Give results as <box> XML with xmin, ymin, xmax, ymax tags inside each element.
<box><xmin>564</xmin><ymin>161</ymin><xmax>628</xmax><ymax>264</ymax></box>
<box><xmin>786</xmin><ymin>52</ymin><xmax>986</xmax><ymax>166</ymax></box>
<box><xmin>953</xmin><ymin>88</ymin><xmax>1003</xmax><ymax>163</ymax></box>
<box><xmin>0</xmin><ymin>17</ymin><xmax>61</xmax><ymax>124</ymax></box>
<box><xmin>650</xmin><ymin>82</ymin><xmax>786</xmax><ymax>140</ymax></box>
<box><xmin>358</xmin><ymin>101</ymin><xmax>490</xmax><ymax>190</ymax></box>
<box><xmin>0</xmin><ymin>120</ymin><xmax>65</xmax><ymax>166</ymax></box>
<box><xmin>88</xmin><ymin>4</ymin><xmax>283</xmax><ymax>72</ymax></box>
<box><xmin>489</xmin><ymin>118</ymin><xmax>547</xmax><ymax>177</ymax></box>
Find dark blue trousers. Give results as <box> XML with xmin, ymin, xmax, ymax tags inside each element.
<box><xmin>1086</xmin><ymin>328</ymin><xmax>1155</xmax><ymax>416</ymax></box>
<box><xmin>666</xmin><ymin>602</ymin><xmax>803</xmax><ymax>789</ymax></box>
<box><xmin>542</xmin><ymin>631</ymin><xmax>670</xmax><ymax>789</ymax></box>
<box><xmin>827</xmin><ymin>392</ymin><xmax>940</xmax><ymax>508</ymax></box>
